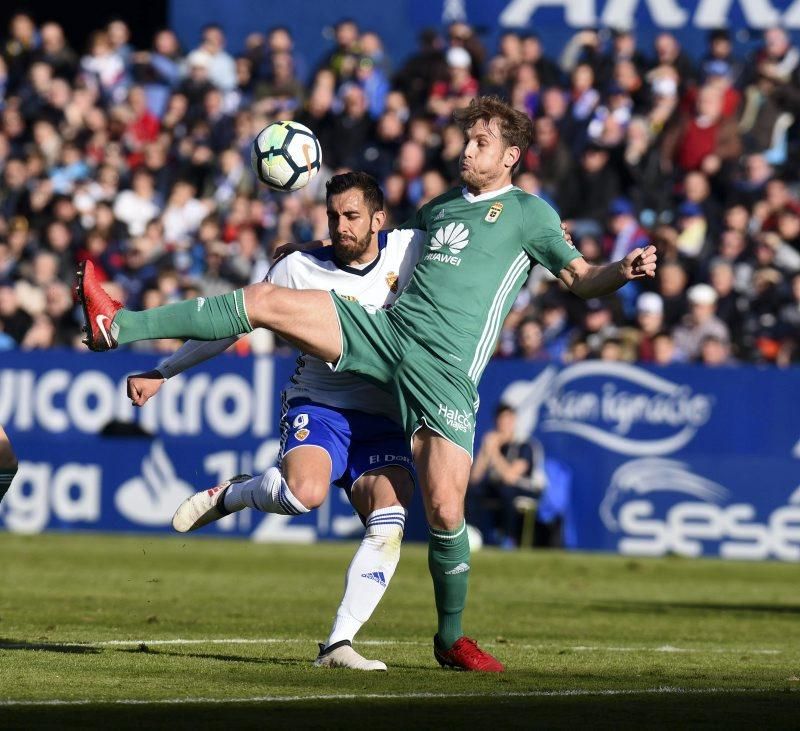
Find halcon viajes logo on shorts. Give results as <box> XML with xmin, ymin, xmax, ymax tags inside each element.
<box><xmin>437</xmin><ymin>403</ymin><xmax>473</xmax><ymax>433</ymax></box>
<box><xmin>425</xmin><ymin>222</ymin><xmax>470</xmax><ymax>266</ymax></box>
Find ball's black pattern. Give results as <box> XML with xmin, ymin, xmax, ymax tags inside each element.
<box><xmin>252</xmin><ymin>122</ymin><xmax>322</xmax><ymax>192</ymax></box>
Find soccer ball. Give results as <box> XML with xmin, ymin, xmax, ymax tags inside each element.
<box><xmin>250</xmin><ymin>121</ymin><xmax>322</xmax><ymax>192</ymax></box>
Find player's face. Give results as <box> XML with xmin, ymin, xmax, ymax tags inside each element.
<box><xmin>459</xmin><ymin>118</ymin><xmax>519</xmax><ymax>193</ymax></box>
<box><xmin>327</xmin><ymin>189</ymin><xmax>383</xmax><ymax>264</ymax></box>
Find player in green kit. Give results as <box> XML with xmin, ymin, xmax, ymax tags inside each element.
<box><xmin>77</xmin><ymin>96</ymin><xmax>657</xmax><ymax>672</ymax></box>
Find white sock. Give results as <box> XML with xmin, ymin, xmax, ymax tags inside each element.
<box><xmin>222</xmin><ymin>467</ymin><xmax>309</xmax><ymax>515</ymax></box>
<box><xmin>325</xmin><ymin>506</ymin><xmax>406</xmax><ymax>648</ymax></box>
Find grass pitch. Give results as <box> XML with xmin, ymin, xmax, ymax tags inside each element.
<box><xmin>0</xmin><ymin>533</ymin><xmax>798</xmax><ymax>728</ymax></box>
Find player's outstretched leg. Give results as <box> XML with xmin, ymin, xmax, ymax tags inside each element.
<box><xmin>172</xmin><ymin>468</ymin><xmax>312</xmax><ymax>532</ymax></box>
<box><xmin>414</xmin><ymin>429</ymin><xmax>504</xmax><ymax>672</ymax></box>
<box><xmin>76</xmin><ymin>260</ymin><xmax>341</xmax><ymax>361</ymax></box>
<box><xmin>0</xmin><ymin>425</ymin><xmax>18</xmax><ymax>503</ymax></box>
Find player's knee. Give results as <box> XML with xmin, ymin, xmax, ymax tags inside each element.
<box><xmin>427</xmin><ymin>500</ymin><xmax>464</xmax><ymax>532</ymax></box>
<box><xmin>247</xmin><ymin>282</ymin><xmax>284</xmax><ymax>329</ymax></box>
<box><xmin>286</xmin><ymin>479</ymin><xmax>327</xmax><ymax>510</ymax></box>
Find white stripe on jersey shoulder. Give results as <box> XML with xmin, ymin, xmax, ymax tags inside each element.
<box><xmin>385</xmin><ymin>228</ymin><xmax>426</xmax><ymax>248</ymax></box>
<box><xmin>461</xmin><ymin>184</ymin><xmax>515</xmax><ymax>203</ymax></box>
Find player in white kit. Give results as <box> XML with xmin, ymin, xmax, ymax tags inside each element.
<box><xmin>127</xmin><ymin>173</ymin><xmax>426</xmax><ymax>671</ymax></box>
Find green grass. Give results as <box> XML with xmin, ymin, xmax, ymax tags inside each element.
<box><xmin>1</xmin><ymin>533</ymin><xmax>798</xmax><ymax>728</ymax></box>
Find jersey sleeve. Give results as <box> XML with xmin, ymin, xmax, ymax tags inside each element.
<box><xmin>265</xmin><ymin>256</ymin><xmax>292</xmax><ymax>287</ymax></box>
<box><xmin>520</xmin><ymin>195</ymin><xmax>582</xmax><ymax>276</ymax></box>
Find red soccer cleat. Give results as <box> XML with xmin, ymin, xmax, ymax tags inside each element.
<box><xmin>75</xmin><ymin>260</ymin><xmax>123</xmax><ymax>351</ymax></box>
<box><xmin>433</xmin><ymin>635</ymin><xmax>505</xmax><ymax>672</ymax></box>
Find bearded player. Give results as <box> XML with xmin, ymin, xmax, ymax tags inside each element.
<box><xmin>78</xmin><ymin>96</ymin><xmax>657</xmax><ymax>672</ymax></box>
<box><xmin>127</xmin><ymin>172</ymin><xmax>423</xmax><ymax>671</ymax></box>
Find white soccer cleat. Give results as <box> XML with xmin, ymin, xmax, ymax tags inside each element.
<box><xmin>313</xmin><ymin>640</ymin><xmax>387</xmax><ymax>671</ymax></box>
<box><xmin>172</xmin><ymin>474</ymin><xmax>252</xmax><ymax>533</ymax></box>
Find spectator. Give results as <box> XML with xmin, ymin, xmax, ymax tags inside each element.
<box><xmin>702</xmin><ymin>28</ymin><xmax>745</xmax><ymax>89</ymax></box>
<box><xmin>162</xmin><ymin>180</ymin><xmax>211</xmax><ymax>249</ymax></box>
<box><xmin>520</xmin><ymin>32</ymin><xmax>561</xmax><ymax>88</ymax></box>
<box><xmin>113</xmin><ymin>168</ymin><xmax>161</xmax><ymax>236</ymax></box>
<box><xmin>393</xmin><ymin>28</ymin><xmax>447</xmax><ymax>114</ymax></box>
<box><xmin>560</xmin><ymin>142</ymin><xmax>621</xmax><ymax>221</ymax></box>
<box><xmin>131</xmin><ymin>29</ymin><xmax>183</xmax><ymax>118</ymax></box>
<box><xmin>194</xmin><ymin>24</ymin><xmax>237</xmax><ymax>92</ymax></box>
<box><xmin>580</xmin><ymin>298</ymin><xmax>619</xmax><ymax>356</ymax></box>
<box><xmin>0</xmin><ymin>284</ymin><xmax>33</xmax><ymax>343</ymax></box>
<box><xmin>657</xmin><ymin>261</ymin><xmax>689</xmax><ymax>328</ymax></box>
<box><xmin>80</xmin><ymin>30</ymin><xmax>127</xmax><ymax>103</ymax></box>
<box><xmin>516</xmin><ymin>318</ymin><xmax>550</xmax><ymax>361</ymax></box>
<box><xmin>469</xmin><ymin>404</ymin><xmax>538</xmax><ymax>549</ymax></box>
<box><xmin>652</xmin><ymin>330</ymin><xmax>678</xmax><ymax>365</ymax></box>
<box><xmin>36</xmin><ymin>22</ymin><xmax>78</xmax><ymax>81</ymax></box>
<box><xmin>318</xmin><ymin>18</ymin><xmax>361</xmax><ymax>86</ymax></box>
<box><xmin>630</xmin><ymin>291</ymin><xmax>664</xmax><ymax>362</ymax></box>
<box><xmin>526</xmin><ymin>115</ymin><xmax>573</xmax><ymax>199</ymax></box>
<box><xmin>428</xmin><ymin>46</ymin><xmax>478</xmax><ymax>121</ymax></box>
<box><xmin>652</xmin><ymin>32</ymin><xmax>696</xmax><ymax>87</ymax></box>
<box><xmin>662</xmin><ymin>84</ymin><xmax>741</xmax><ymax>175</ymax></box>
<box><xmin>700</xmin><ymin>333</ymin><xmax>735</xmax><ymax>366</ymax></box>
<box><xmin>607</xmin><ymin>197</ymin><xmax>649</xmax><ymax>261</ymax></box>
<box><xmin>673</xmin><ymin>283</ymin><xmax>731</xmax><ymax>361</ymax></box>
<box><xmin>328</xmin><ymin>84</ymin><xmax>374</xmax><ymax>169</ymax></box>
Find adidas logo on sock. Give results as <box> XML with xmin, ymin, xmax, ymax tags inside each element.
<box><xmin>444</xmin><ymin>562</ymin><xmax>470</xmax><ymax>575</ymax></box>
<box><xmin>361</xmin><ymin>571</ymin><xmax>387</xmax><ymax>587</ymax></box>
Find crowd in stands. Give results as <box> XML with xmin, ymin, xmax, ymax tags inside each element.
<box><xmin>1</xmin><ymin>13</ymin><xmax>800</xmax><ymax>365</ymax></box>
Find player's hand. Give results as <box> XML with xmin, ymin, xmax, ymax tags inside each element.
<box><xmin>272</xmin><ymin>239</ymin><xmax>330</xmax><ymax>264</ymax></box>
<box><xmin>127</xmin><ymin>370</ymin><xmax>166</xmax><ymax>407</ymax></box>
<box><xmin>560</xmin><ymin>221</ymin><xmax>574</xmax><ymax>248</ymax></box>
<box><xmin>622</xmin><ymin>245</ymin><xmax>658</xmax><ymax>280</ymax></box>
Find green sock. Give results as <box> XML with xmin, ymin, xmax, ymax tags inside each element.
<box><xmin>115</xmin><ymin>290</ymin><xmax>253</xmax><ymax>345</ymax></box>
<box><xmin>428</xmin><ymin>521</ymin><xmax>470</xmax><ymax>649</ymax></box>
<box><xmin>0</xmin><ymin>467</ymin><xmax>17</xmax><ymax>502</ymax></box>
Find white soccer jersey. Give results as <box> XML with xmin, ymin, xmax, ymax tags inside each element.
<box><xmin>269</xmin><ymin>228</ymin><xmax>426</xmax><ymax>420</ymax></box>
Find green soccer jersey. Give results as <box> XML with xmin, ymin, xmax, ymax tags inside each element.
<box><xmin>392</xmin><ymin>185</ymin><xmax>581</xmax><ymax>385</ymax></box>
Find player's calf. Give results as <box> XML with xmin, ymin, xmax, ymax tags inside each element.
<box><xmin>0</xmin><ymin>426</ymin><xmax>18</xmax><ymax>503</ymax></box>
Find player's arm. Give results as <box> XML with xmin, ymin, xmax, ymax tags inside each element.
<box><xmin>129</xmin><ymin>258</ymin><xmax>297</xmax><ymax>406</ymax></box>
<box><xmin>272</xmin><ymin>238</ymin><xmax>331</xmax><ymax>263</ymax></box>
<box><xmin>522</xmin><ymin>196</ymin><xmax>656</xmax><ymax>299</ymax></box>
<box><xmin>127</xmin><ymin>337</ymin><xmax>240</xmax><ymax>406</ymax></box>
<box><xmin>558</xmin><ymin>246</ymin><xmax>657</xmax><ymax>299</ymax></box>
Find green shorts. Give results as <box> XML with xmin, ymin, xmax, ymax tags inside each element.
<box><xmin>330</xmin><ymin>293</ymin><xmax>478</xmax><ymax>458</ymax></box>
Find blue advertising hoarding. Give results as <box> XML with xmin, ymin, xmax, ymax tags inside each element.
<box><xmin>1</xmin><ymin>351</ymin><xmax>799</xmax><ymax>559</ymax></box>
<box><xmin>169</xmin><ymin>0</ymin><xmax>800</xmax><ymax>78</ymax></box>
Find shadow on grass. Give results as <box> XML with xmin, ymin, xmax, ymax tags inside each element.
<box><xmin>583</xmin><ymin>600</ymin><xmax>800</xmax><ymax>616</ymax></box>
<box><xmin>116</xmin><ymin>647</ymin><xmax>306</xmax><ymax>667</ymax></box>
<box><xmin>0</xmin><ymin>638</ymin><xmax>100</xmax><ymax>654</ymax></box>
<box><xmin>4</xmin><ymin>691</ymin><xmax>798</xmax><ymax>729</ymax></box>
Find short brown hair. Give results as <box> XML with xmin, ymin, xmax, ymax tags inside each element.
<box><xmin>453</xmin><ymin>96</ymin><xmax>533</xmax><ymax>171</ymax></box>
